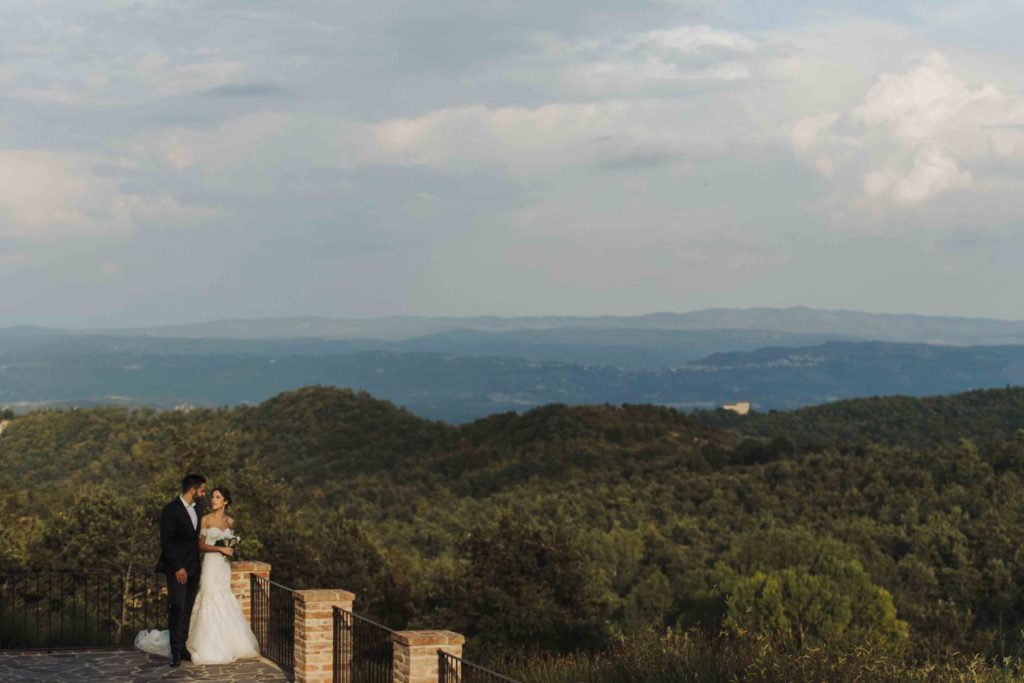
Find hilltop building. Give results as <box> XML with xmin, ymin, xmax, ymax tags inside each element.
<box><xmin>722</xmin><ymin>401</ymin><xmax>751</xmax><ymax>415</ymax></box>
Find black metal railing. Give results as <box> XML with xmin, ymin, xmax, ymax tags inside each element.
<box><xmin>439</xmin><ymin>652</ymin><xmax>521</xmax><ymax>683</ymax></box>
<box><xmin>0</xmin><ymin>572</ymin><xmax>166</xmax><ymax>650</ymax></box>
<box><xmin>251</xmin><ymin>574</ymin><xmax>294</xmax><ymax>677</ymax></box>
<box><xmin>332</xmin><ymin>607</ymin><xmax>394</xmax><ymax>683</ymax></box>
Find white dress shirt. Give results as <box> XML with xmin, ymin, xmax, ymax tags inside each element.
<box><xmin>179</xmin><ymin>495</ymin><xmax>198</xmax><ymax>530</ymax></box>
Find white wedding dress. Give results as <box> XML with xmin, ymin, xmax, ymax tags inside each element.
<box><xmin>135</xmin><ymin>528</ymin><xmax>261</xmax><ymax>664</ymax></box>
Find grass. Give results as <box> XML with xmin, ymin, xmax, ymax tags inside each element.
<box><xmin>500</xmin><ymin>631</ymin><xmax>1024</xmax><ymax>683</ymax></box>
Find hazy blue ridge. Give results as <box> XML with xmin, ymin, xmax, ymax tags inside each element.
<box><xmin>3</xmin><ymin>339</ymin><xmax>1024</xmax><ymax>422</ymax></box>
<box><xmin>35</xmin><ymin>307</ymin><xmax>1024</xmax><ymax>344</ymax></box>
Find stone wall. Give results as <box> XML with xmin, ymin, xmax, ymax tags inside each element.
<box><xmin>294</xmin><ymin>588</ymin><xmax>354</xmax><ymax>683</ymax></box>
<box><xmin>229</xmin><ymin>561</ymin><xmax>475</xmax><ymax>683</ymax></box>
<box><xmin>393</xmin><ymin>631</ymin><xmax>464</xmax><ymax>683</ymax></box>
<box><xmin>229</xmin><ymin>560</ymin><xmax>271</xmax><ymax>624</ymax></box>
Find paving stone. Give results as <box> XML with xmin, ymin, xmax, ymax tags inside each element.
<box><xmin>0</xmin><ymin>649</ymin><xmax>291</xmax><ymax>682</ymax></box>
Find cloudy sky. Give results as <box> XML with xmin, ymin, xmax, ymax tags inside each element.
<box><xmin>2</xmin><ymin>0</ymin><xmax>1024</xmax><ymax>326</ymax></box>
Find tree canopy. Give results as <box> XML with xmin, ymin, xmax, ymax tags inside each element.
<box><xmin>3</xmin><ymin>385</ymin><xmax>1024</xmax><ymax>664</ymax></box>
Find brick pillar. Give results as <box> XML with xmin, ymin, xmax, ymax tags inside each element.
<box><xmin>230</xmin><ymin>561</ymin><xmax>271</xmax><ymax>626</ymax></box>
<box><xmin>393</xmin><ymin>630</ymin><xmax>465</xmax><ymax>683</ymax></box>
<box><xmin>294</xmin><ymin>588</ymin><xmax>355</xmax><ymax>683</ymax></box>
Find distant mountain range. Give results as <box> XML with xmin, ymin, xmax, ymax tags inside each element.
<box><xmin>2</xmin><ymin>337</ymin><xmax>1024</xmax><ymax>422</ymax></box>
<box><xmin>4</xmin><ymin>307</ymin><xmax>1024</xmax><ymax>421</ymax></box>
<box><xmin>65</xmin><ymin>307</ymin><xmax>1024</xmax><ymax>345</ymax></box>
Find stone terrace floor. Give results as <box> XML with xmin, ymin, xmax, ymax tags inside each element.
<box><xmin>0</xmin><ymin>649</ymin><xmax>290</xmax><ymax>682</ymax></box>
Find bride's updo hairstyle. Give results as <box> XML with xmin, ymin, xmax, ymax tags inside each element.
<box><xmin>213</xmin><ymin>487</ymin><xmax>232</xmax><ymax>509</ymax></box>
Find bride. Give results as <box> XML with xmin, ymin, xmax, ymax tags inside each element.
<box><xmin>136</xmin><ymin>487</ymin><xmax>261</xmax><ymax>664</ymax></box>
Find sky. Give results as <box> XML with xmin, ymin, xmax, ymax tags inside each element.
<box><xmin>2</xmin><ymin>0</ymin><xmax>1024</xmax><ymax>327</ymax></box>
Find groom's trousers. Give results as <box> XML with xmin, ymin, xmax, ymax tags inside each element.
<box><xmin>164</xmin><ymin>570</ymin><xmax>200</xmax><ymax>655</ymax></box>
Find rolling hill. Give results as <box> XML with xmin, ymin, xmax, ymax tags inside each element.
<box><xmin>2</xmin><ymin>339</ymin><xmax>1024</xmax><ymax>421</ymax></box>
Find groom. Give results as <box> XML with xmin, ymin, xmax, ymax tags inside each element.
<box><xmin>157</xmin><ymin>473</ymin><xmax>206</xmax><ymax>668</ymax></box>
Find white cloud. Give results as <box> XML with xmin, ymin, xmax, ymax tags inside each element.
<box><xmin>368</xmin><ymin>102</ymin><xmax>642</xmax><ymax>171</ymax></box>
<box><xmin>0</xmin><ymin>1</ymin><xmax>256</xmax><ymax>109</ymax></box>
<box><xmin>12</xmin><ymin>88</ymin><xmax>91</xmax><ymax>106</ymax></box>
<box><xmin>793</xmin><ymin>51</ymin><xmax>1024</xmax><ymax>207</ymax></box>
<box><xmin>142</xmin><ymin>113</ymin><xmax>368</xmax><ymax>186</ymax></box>
<box><xmin>790</xmin><ymin>111</ymin><xmax>841</xmax><ymax>176</ymax></box>
<box><xmin>4</xmin><ymin>53</ymin><xmax>248</xmax><ymax>108</ymax></box>
<box><xmin>0</xmin><ymin>151</ymin><xmax>133</xmax><ymax>238</ymax></box>
<box><xmin>0</xmin><ymin>150</ymin><xmax>223</xmax><ymax>239</ymax></box>
<box><xmin>852</xmin><ymin>53</ymin><xmax>1003</xmax><ymax>142</ymax></box>
<box><xmin>543</xmin><ymin>23</ymin><xmax>758</xmax><ymax>93</ymax></box>
<box><xmin>144</xmin><ymin>99</ymin><xmax>757</xmax><ymax>182</ymax></box>
<box><xmin>144</xmin><ymin>114</ymin><xmax>298</xmax><ymax>173</ymax></box>
<box><xmin>572</xmin><ymin>59</ymin><xmax>750</xmax><ymax>91</ymax></box>
<box><xmin>635</xmin><ymin>25</ymin><xmax>757</xmax><ymax>55</ymax></box>
<box><xmin>863</xmin><ymin>144</ymin><xmax>972</xmax><ymax>205</ymax></box>
<box><xmin>136</xmin><ymin>54</ymin><xmax>247</xmax><ymax>97</ymax></box>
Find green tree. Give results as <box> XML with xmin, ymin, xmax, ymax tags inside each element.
<box><xmin>622</xmin><ymin>569</ymin><xmax>672</xmax><ymax>634</ymax></box>
<box><xmin>35</xmin><ymin>494</ymin><xmax>159</xmax><ymax>576</ymax></box>
<box><xmin>725</xmin><ymin>560</ymin><xmax>907</xmax><ymax>649</ymax></box>
<box><xmin>437</xmin><ymin>514</ymin><xmax>613</xmax><ymax>656</ymax></box>
<box><xmin>304</xmin><ymin>512</ymin><xmax>412</xmax><ymax>624</ymax></box>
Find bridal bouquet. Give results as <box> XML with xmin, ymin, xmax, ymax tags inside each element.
<box><xmin>214</xmin><ymin>531</ymin><xmax>241</xmax><ymax>552</ymax></box>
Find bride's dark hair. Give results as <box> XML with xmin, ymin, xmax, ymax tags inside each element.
<box><xmin>213</xmin><ymin>487</ymin><xmax>232</xmax><ymax>508</ymax></box>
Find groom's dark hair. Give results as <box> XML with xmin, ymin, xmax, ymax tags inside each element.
<box><xmin>181</xmin><ymin>473</ymin><xmax>207</xmax><ymax>493</ymax></box>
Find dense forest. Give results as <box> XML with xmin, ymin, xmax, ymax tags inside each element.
<box><xmin>3</xmin><ymin>386</ymin><xmax>1024</xmax><ymax>680</ymax></box>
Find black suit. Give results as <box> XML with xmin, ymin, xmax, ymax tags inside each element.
<box><xmin>158</xmin><ymin>497</ymin><xmax>201</xmax><ymax>657</ymax></box>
